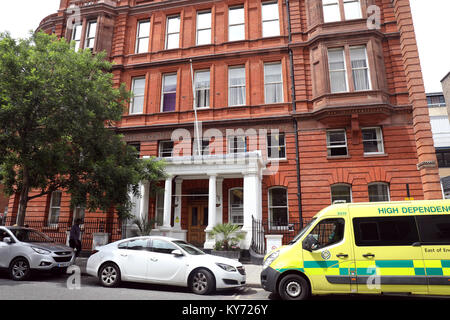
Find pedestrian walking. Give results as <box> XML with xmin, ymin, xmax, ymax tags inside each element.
<box><xmin>69</xmin><ymin>218</ymin><xmax>82</xmax><ymax>257</ymax></box>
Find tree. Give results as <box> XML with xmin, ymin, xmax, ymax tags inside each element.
<box><xmin>0</xmin><ymin>32</ymin><xmax>166</xmax><ymax>226</ymax></box>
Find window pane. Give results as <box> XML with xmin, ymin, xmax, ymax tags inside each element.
<box><xmin>167</xmin><ymin>16</ymin><xmax>180</xmax><ymax>33</ymax></box>
<box><xmin>327</xmin><ymin>130</ymin><xmax>347</xmax><ymax>156</ymax></box>
<box><xmin>197</xmin><ymin>29</ymin><xmax>211</xmax><ymax>45</ymax></box>
<box><xmin>350</xmin><ymin>46</ymin><xmax>370</xmax><ymax>91</ymax></box>
<box><xmin>162</xmin><ymin>74</ymin><xmax>177</xmax><ymax>112</ymax></box>
<box><xmin>229</xmin><ymin>67</ymin><xmax>246</xmax><ymax>106</ymax></box>
<box><xmin>309</xmin><ymin>218</ymin><xmax>345</xmax><ymax>249</ymax></box>
<box><xmin>195</xmin><ymin>70</ymin><xmax>210</xmax><ymax>108</ymax></box>
<box><xmin>267</xmin><ymin>133</ymin><xmax>286</xmax><ymax>159</ymax></box>
<box><xmin>166</xmin><ymin>33</ymin><xmax>179</xmax><ymax>49</ymax></box>
<box><xmin>323</xmin><ymin>0</ymin><xmax>340</xmax><ymax>23</ymax></box>
<box><xmin>362</xmin><ymin>128</ymin><xmax>383</xmax><ymax>153</ymax></box>
<box><xmin>136</xmin><ymin>38</ymin><xmax>149</xmax><ymax>54</ymax></box>
<box><xmin>229</xmin><ymin>7</ymin><xmax>244</xmax><ymax>25</ymax></box>
<box><xmin>197</xmin><ymin>11</ymin><xmax>211</xmax><ymax>29</ymax></box>
<box><xmin>229</xmin><ymin>24</ymin><xmax>245</xmax><ymax>41</ymax></box>
<box><xmin>269</xmin><ymin>188</ymin><xmax>287</xmax><ymax>207</ymax></box>
<box><xmin>265</xmin><ymin>63</ymin><xmax>283</xmax><ymax>103</ymax></box>
<box><xmin>262</xmin><ymin>2</ymin><xmax>280</xmax><ymax>37</ymax></box>
<box><xmin>328</xmin><ymin>49</ymin><xmax>347</xmax><ymax>92</ymax></box>
<box><xmin>131</xmin><ymin>77</ymin><xmax>145</xmax><ymax>114</ymax></box>
<box><xmin>331</xmin><ymin>185</ymin><xmax>351</xmax><ymax>203</ymax></box>
<box><xmin>138</xmin><ymin>20</ymin><xmax>150</xmax><ymax>38</ymax></box>
<box><xmin>354</xmin><ymin>217</ymin><xmax>419</xmax><ymax>246</ymax></box>
<box><xmin>344</xmin><ymin>0</ymin><xmax>362</xmax><ymax>20</ymax></box>
<box><xmin>416</xmin><ymin>215</ymin><xmax>450</xmax><ymax>244</ymax></box>
<box><xmin>368</xmin><ymin>184</ymin><xmax>389</xmax><ymax>202</ymax></box>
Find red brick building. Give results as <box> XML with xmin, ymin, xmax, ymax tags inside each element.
<box><xmin>6</xmin><ymin>0</ymin><xmax>442</xmax><ymax>250</ymax></box>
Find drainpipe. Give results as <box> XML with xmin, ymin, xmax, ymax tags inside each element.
<box><xmin>285</xmin><ymin>0</ymin><xmax>303</xmax><ymax>227</ymax></box>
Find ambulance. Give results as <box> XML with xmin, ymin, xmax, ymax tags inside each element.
<box><xmin>260</xmin><ymin>200</ymin><xmax>450</xmax><ymax>300</ymax></box>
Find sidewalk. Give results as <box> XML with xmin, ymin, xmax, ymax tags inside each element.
<box><xmin>73</xmin><ymin>258</ymin><xmax>262</xmax><ymax>288</ymax></box>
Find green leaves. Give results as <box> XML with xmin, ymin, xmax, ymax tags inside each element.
<box><xmin>0</xmin><ymin>32</ymin><xmax>165</xmax><ymax>222</ymax></box>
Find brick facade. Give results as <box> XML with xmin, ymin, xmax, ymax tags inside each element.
<box><xmin>5</xmin><ymin>0</ymin><xmax>441</xmax><ymax>247</ymax></box>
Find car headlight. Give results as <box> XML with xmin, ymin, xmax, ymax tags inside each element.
<box><xmin>262</xmin><ymin>250</ymin><xmax>280</xmax><ymax>270</ymax></box>
<box><xmin>216</xmin><ymin>263</ymin><xmax>237</xmax><ymax>272</ymax></box>
<box><xmin>31</xmin><ymin>247</ymin><xmax>51</xmax><ymax>255</ymax></box>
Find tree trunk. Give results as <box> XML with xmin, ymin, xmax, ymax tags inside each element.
<box><xmin>16</xmin><ymin>168</ymin><xmax>30</xmax><ymax>227</ymax></box>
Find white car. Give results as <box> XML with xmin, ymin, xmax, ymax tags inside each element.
<box><xmin>86</xmin><ymin>236</ymin><xmax>246</xmax><ymax>295</ymax></box>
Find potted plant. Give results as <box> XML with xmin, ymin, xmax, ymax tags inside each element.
<box><xmin>210</xmin><ymin>223</ymin><xmax>245</xmax><ymax>260</ymax></box>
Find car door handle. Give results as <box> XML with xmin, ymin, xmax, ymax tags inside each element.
<box><xmin>150</xmin><ymin>257</ymin><xmax>158</xmax><ymax>262</ymax></box>
<box><xmin>363</xmin><ymin>253</ymin><xmax>375</xmax><ymax>258</ymax></box>
<box><xmin>120</xmin><ymin>253</ymin><xmax>128</xmax><ymax>257</ymax></box>
<box><xmin>336</xmin><ymin>253</ymin><xmax>348</xmax><ymax>258</ymax></box>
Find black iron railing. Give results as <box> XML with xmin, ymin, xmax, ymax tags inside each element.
<box><xmin>251</xmin><ymin>216</ymin><xmax>311</xmax><ymax>255</ymax></box>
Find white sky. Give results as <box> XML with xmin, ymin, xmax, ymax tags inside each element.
<box><xmin>0</xmin><ymin>0</ymin><xmax>449</xmax><ymax>93</ymax></box>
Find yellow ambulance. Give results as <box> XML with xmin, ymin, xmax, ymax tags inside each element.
<box><xmin>260</xmin><ymin>200</ymin><xmax>450</xmax><ymax>300</ymax></box>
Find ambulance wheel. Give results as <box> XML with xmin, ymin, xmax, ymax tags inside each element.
<box><xmin>278</xmin><ymin>274</ymin><xmax>310</xmax><ymax>300</ymax></box>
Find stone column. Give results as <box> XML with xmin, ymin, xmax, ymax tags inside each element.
<box><xmin>173</xmin><ymin>178</ymin><xmax>183</xmax><ymax>230</ymax></box>
<box><xmin>162</xmin><ymin>176</ymin><xmax>173</xmax><ymax>229</ymax></box>
<box><xmin>242</xmin><ymin>172</ymin><xmax>262</xmax><ymax>249</ymax></box>
<box><xmin>207</xmin><ymin>174</ymin><xmax>217</xmax><ymax>230</ymax></box>
<box><xmin>139</xmin><ymin>181</ymin><xmax>150</xmax><ymax>221</ymax></box>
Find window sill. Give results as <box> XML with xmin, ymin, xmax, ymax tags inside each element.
<box><xmin>363</xmin><ymin>153</ymin><xmax>388</xmax><ymax>158</ymax></box>
<box><xmin>327</xmin><ymin>155</ymin><xmax>351</xmax><ymax>160</ymax></box>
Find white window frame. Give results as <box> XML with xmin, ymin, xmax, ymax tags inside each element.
<box><xmin>328</xmin><ymin>47</ymin><xmax>349</xmax><ymax>93</ymax></box>
<box><xmin>136</xmin><ymin>19</ymin><xmax>150</xmax><ymax>54</ymax></box>
<box><xmin>85</xmin><ymin>20</ymin><xmax>97</xmax><ymax>50</ymax></box>
<box><xmin>362</xmin><ymin>127</ymin><xmax>384</xmax><ymax>155</ymax></box>
<box><xmin>322</xmin><ymin>0</ymin><xmax>340</xmax><ymax>23</ymax></box>
<box><xmin>71</xmin><ymin>24</ymin><xmax>83</xmax><ymax>51</ymax></box>
<box><xmin>343</xmin><ymin>0</ymin><xmax>362</xmax><ymax>20</ymax></box>
<box><xmin>227</xmin><ymin>136</ymin><xmax>247</xmax><ymax>154</ymax></box>
<box><xmin>326</xmin><ymin>129</ymin><xmax>348</xmax><ymax>157</ymax></box>
<box><xmin>196</xmin><ymin>10</ymin><xmax>212</xmax><ymax>45</ymax></box>
<box><xmin>48</xmin><ymin>191</ymin><xmax>62</xmax><ymax>226</ymax></box>
<box><xmin>130</xmin><ymin>77</ymin><xmax>146</xmax><ymax>114</ymax></box>
<box><xmin>229</xmin><ymin>188</ymin><xmax>244</xmax><ymax>226</ymax></box>
<box><xmin>261</xmin><ymin>2</ymin><xmax>280</xmax><ymax>37</ymax></box>
<box><xmin>268</xmin><ymin>187</ymin><xmax>289</xmax><ymax>230</ymax></box>
<box><xmin>161</xmin><ymin>73</ymin><xmax>177</xmax><ymax>112</ymax></box>
<box><xmin>349</xmin><ymin>45</ymin><xmax>371</xmax><ymax>91</ymax></box>
<box><xmin>330</xmin><ymin>184</ymin><xmax>352</xmax><ymax>204</ymax></box>
<box><xmin>159</xmin><ymin>140</ymin><xmax>174</xmax><ymax>158</ymax></box>
<box><xmin>228</xmin><ymin>6</ymin><xmax>245</xmax><ymax>41</ymax></box>
<box><xmin>194</xmin><ymin>69</ymin><xmax>210</xmax><ymax>109</ymax></box>
<box><xmin>368</xmin><ymin>182</ymin><xmax>390</xmax><ymax>202</ymax></box>
<box><xmin>228</xmin><ymin>66</ymin><xmax>246</xmax><ymax>106</ymax></box>
<box><xmin>264</xmin><ymin>62</ymin><xmax>284</xmax><ymax>104</ymax></box>
<box><xmin>267</xmin><ymin>132</ymin><xmax>286</xmax><ymax>160</ymax></box>
<box><xmin>165</xmin><ymin>15</ymin><xmax>181</xmax><ymax>50</ymax></box>
<box><xmin>155</xmin><ymin>192</ymin><xmax>164</xmax><ymax>226</ymax></box>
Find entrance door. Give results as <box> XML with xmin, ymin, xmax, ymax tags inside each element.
<box><xmin>188</xmin><ymin>203</ymin><xmax>208</xmax><ymax>247</ymax></box>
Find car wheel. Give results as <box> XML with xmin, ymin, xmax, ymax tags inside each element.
<box><xmin>9</xmin><ymin>257</ymin><xmax>31</xmax><ymax>281</ymax></box>
<box><xmin>189</xmin><ymin>269</ymin><xmax>215</xmax><ymax>295</ymax></box>
<box><xmin>278</xmin><ymin>274</ymin><xmax>310</xmax><ymax>301</ymax></box>
<box><xmin>99</xmin><ymin>263</ymin><xmax>121</xmax><ymax>288</ymax></box>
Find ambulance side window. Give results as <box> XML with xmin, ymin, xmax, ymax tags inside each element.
<box><xmin>308</xmin><ymin>218</ymin><xmax>345</xmax><ymax>250</ymax></box>
<box><xmin>353</xmin><ymin>217</ymin><xmax>419</xmax><ymax>246</ymax></box>
<box><xmin>416</xmin><ymin>215</ymin><xmax>450</xmax><ymax>244</ymax></box>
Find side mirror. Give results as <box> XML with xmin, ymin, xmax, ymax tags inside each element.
<box><xmin>3</xmin><ymin>237</ymin><xmax>12</xmax><ymax>244</ymax></box>
<box><xmin>302</xmin><ymin>234</ymin><xmax>318</xmax><ymax>252</ymax></box>
<box><xmin>171</xmin><ymin>249</ymin><xmax>184</xmax><ymax>257</ymax></box>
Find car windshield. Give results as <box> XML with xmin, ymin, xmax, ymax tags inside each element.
<box><xmin>173</xmin><ymin>240</ymin><xmax>205</xmax><ymax>255</ymax></box>
<box><xmin>9</xmin><ymin>228</ymin><xmax>54</xmax><ymax>243</ymax></box>
<box><xmin>289</xmin><ymin>217</ymin><xmax>317</xmax><ymax>244</ymax></box>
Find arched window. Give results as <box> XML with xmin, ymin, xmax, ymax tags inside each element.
<box><xmin>268</xmin><ymin>187</ymin><xmax>288</xmax><ymax>227</ymax></box>
<box><xmin>368</xmin><ymin>182</ymin><xmax>390</xmax><ymax>202</ymax></box>
<box><xmin>330</xmin><ymin>184</ymin><xmax>352</xmax><ymax>204</ymax></box>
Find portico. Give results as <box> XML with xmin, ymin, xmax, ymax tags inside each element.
<box><xmin>142</xmin><ymin>151</ymin><xmax>266</xmax><ymax>249</ymax></box>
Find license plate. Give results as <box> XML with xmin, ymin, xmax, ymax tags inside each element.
<box><xmin>57</xmin><ymin>262</ymin><xmax>70</xmax><ymax>268</ymax></box>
